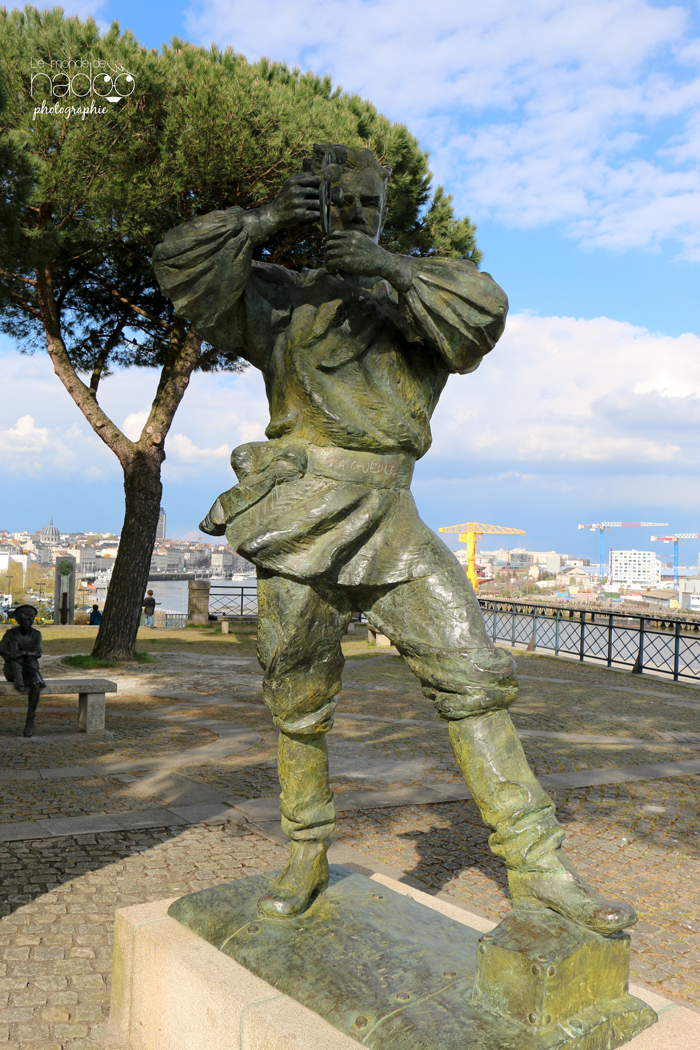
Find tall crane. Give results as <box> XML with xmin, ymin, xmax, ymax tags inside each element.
<box><xmin>650</xmin><ymin>533</ymin><xmax>700</xmax><ymax>590</ymax></box>
<box><xmin>439</xmin><ymin>522</ymin><xmax>526</xmax><ymax>591</ymax></box>
<box><xmin>578</xmin><ymin>522</ymin><xmax>668</xmax><ymax>586</ymax></box>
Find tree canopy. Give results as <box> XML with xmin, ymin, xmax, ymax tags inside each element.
<box><xmin>0</xmin><ymin>5</ymin><xmax>482</xmax><ymax>658</ymax></box>
<box><xmin>0</xmin><ymin>6</ymin><xmax>481</xmax><ymax>374</ymax></box>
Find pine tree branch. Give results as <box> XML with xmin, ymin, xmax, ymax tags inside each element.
<box><xmin>89</xmin><ymin>277</ymin><xmax>171</xmax><ymax>330</ymax></box>
<box><xmin>0</xmin><ymin>268</ymin><xmax>36</xmax><ymax>286</ymax></box>
<box><xmin>34</xmin><ymin>263</ymin><xmax>134</xmax><ymax>468</ymax></box>
<box><xmin>89</xmin><ymin>319</ymin><xmax>125</xmax><ymax>397</ymax></box>
<box><xmin>8</xmin><ymin>291</ymin><xmax>40</xmax><ymax>320</ymax></box>
<box><xmin>136</xmin><ymin>321</ymin><xmax>202</xmax><ymax>451</ymax></box>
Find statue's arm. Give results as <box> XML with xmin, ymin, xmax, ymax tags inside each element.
<box><xmin>153</xmin><ymin>175</ymin><xmax>320</xmax><ymax>362</ymax></box>
<box><xmin>323</xmin><ymin>233</ymin><xmax>507</xmax><ymax>373</ymax></box>
<box><xmin>398</xmin><ymin>258</ymin><xmax>508</xmax><ymax>373</ymax></box>
<box><xmin>0</xmin><ymin>629</ymin><xmax>18</xmax><ymax>657</ymax></box>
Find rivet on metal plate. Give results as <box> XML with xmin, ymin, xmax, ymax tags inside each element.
<box><xmin>532</xmin><ymin>965</ymin><xmax>540</xmax><ymax>975</ymax></box>
<box><xmin>247</xmin><ymin>925</ymin><xmax>259</xmax><ymax>933</ymax></box>
<box><xmin>396</xmin><ymin>993</ymin><xmax>409</xmax><ymax>1001</ymax></box>
<box><xmin>443</xmin><ymin>971</ymin><xmax>456</xmax><ymax>977</ymax></box>
<box><xmin>528</xmin><ymin>1013</ymin><xmax>538</xmax><ymax>1025</ymax></box>
<box><xmin>547</xmin><ymin>966</ymin><xmax>555</xmax><ymax>976</ymax></box>
<box><xmin>355</xmin><ymin>1016</ymin><xmax>368</xmax><ymax>1029</ymax></box>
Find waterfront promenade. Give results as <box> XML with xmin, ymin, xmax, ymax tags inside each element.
<box><xmin>1</xmin><ymin>623</ymin><xmax>699</xmax><ymax>1047</ymax></box>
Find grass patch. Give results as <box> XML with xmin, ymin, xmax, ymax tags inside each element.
<box><xmin>62</xmin><ymin>653</ymin><xmax>118</xmax><ymax>669</ymax></box>
<box><xmin>62</xmin><ymin>650</ymin><xmax>154</xmax><ymax>669</ymax></box>
<box><xmin>132</xmin><ymin>650</ymin><xmax>155</xmax><ymax>664</ymax></box>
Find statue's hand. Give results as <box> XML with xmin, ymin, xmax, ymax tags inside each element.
<box><xmin>269</xmin><ymin>173</ymin><xmax>321</xmax><ymax>229</ymax></box>
<box><xmin>324</xmin><ymin>230</ymin><xmax>393</xmax><ymax>278</ymax></box>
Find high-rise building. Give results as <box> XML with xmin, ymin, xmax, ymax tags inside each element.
<box><xmin>156</xmin><ymin>507</ymin><xmax>166</xmax><ymax>541</ymax></box>
<box><xmin>608</xmin><ymin>549</ymin><xmax>661</xmax><ymax>589</ymax></box>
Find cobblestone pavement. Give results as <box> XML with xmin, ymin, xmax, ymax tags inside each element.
<box><xmin>1</xmin><ymin>624</ymin><xmax>700</xmax><ymax>1045</ymax></box>
<box><xmin>0</xmin><ymin>823</ymin><xmax>287</xmax><ymax>1049</ymax></box>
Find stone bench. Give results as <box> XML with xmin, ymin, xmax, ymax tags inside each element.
<box><xmin>0</xmin><ymin>677</ymin><xmax>117</xmax><ymax>732</ymax></box>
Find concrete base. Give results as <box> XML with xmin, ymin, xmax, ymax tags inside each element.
<box><xmin>110</xmin><ymin>896</ymin><xmax>358</xmax><ymax>1050</ymax></box>
<box><xmin>78</xmin><ymin>691</ymin><xmax>106</xmax><ymax>731</ymax></box>
<box><xmin>108</xmin><ymin>878</ymin><xmax>699</xmax><ymax>1050</ymax></box>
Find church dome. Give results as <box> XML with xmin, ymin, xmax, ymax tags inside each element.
<box><xmin>40</xmin><ymin>515</ymin><xmax>60</xmax><ymax>546</ymax></box>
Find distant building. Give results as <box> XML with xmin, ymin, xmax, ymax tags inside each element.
<box><xmin>608</xmin><ymin>549</ymin><xmax>660</xmax><ymax>589</ymax></box>
<box><xmin>150</xmin><ymin>548</ymin><xmax>184</xmax><ymax>573</ymax></box>
<box><xmin>211</xmin><ymin>549</ymin><xmax>254</xmax><ymax>575</ymax></box>
<box><xmin>40</xmin><ymin>515</ymin><xmax>61</xmax><ymax>547</ymax></box>
<box><xmin>156</xmin><ymin>508</ymin><xmax>166</xmax><ymax>541</ymax></box>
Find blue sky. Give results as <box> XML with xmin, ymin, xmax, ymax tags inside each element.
<box><xmin>4</xmin><ymin>0</ymin><xmax>700</xmax><ymax>566</ymax></box>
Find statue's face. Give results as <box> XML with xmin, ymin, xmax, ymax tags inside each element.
<box><xmin>330</xmin><ymin>167</ymin><xmax>387</xmax><ymax>242</ymax></box>
<box><xmin>18</xmin><ymin>612</ymin><xmax>34</xmax><ymax>631</ymax></box>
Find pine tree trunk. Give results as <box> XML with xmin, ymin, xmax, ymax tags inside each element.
<box><xmin>92</xmin><ymin>450</ymin><xmax>163</xmax><ymax>660</ymax></box>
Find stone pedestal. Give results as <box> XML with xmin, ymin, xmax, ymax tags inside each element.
<box><xmin>110</xmin><ymin>867</ymin><xmax>657</xmax><ymax>1050</ymax></box>
<box><xmin>187</xmin><ymin>579</ymin><xmax>210</xmax><ymax>624</ymax></box>
<box><xmin>110</xmin><ymin>897</ymin><xmax>357</xmax><ymax>1050</ymax></box>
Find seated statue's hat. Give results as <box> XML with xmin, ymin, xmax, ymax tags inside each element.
<box><xmin>12</xmin><ymin>605</ymin><xmax>38</xmax><ymax>620</ymax></box>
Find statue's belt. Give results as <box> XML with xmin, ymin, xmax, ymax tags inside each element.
<box><xmin>200</xmin><ymin>444</ymin><xmax>415</xmax><ymax>536</ymax></box>
<box><xmin>305</xmin><ymin>445</ymin><xmax>415</xmax><ymax>489</ymax></box>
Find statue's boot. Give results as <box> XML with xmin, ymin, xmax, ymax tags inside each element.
<box><xmin>258</xmin><ymin>729</ymin><xmax>334</xmax><ymax>918</ymax></box>
<box><xmin>449</xmin><ymin>710</ymin><xmax>636</xmax><ymax>936</ymax></box>
<box><xmin>24</xmin><ymin>688</ymin><xmax>41</xmax><ymax>738</ymax></box>
<box><xmin>257</xmin><ymin>839</ymin><xmax>330</xmax><ymax>918</ymax></box>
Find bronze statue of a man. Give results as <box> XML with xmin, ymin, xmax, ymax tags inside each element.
<box><xmin>0</xmin><ymin>604</ymin><xmax>45</xmax><ymax>737</ymax></box>
<box><xmin>153</xmin><ymin>145</ymin><xmax>635</xmax><ymax>934</ymax></box>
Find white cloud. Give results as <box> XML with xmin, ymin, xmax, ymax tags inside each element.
<box><xmin>0</xmin><ymin>415</ymin><xmax>78</xmax><ymax>475</ymax></box>
<box><xmin>185</xmin><ymin>0</ymin><xmax>700</xmax><ymax>256</ymax></box>
<box><xmin>167</xmin><ymin>434</ymin><xmax>230</xmax><ymax>462</ymax></box>
<box><xmin>122</xmin><ymin>409</ymin><xmax>149</xmax><ymax>441</ymax></box>
<box><xmin>430</xmin><ymin>311</ymin><xmax>700</xmax><ymax>469</ymax></box>
<box><xmin>0</xmin><ymin>343</ymin><xmax>270</xmax><ymax>486</ymax></box>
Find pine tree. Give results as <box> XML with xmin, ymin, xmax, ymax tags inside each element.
<box><xmin>0</xmin><ymin>6</ymin><xmax>481</xmax><ymax>659</ymax></box>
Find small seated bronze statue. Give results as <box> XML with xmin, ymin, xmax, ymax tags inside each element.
<box><xmin>0</xmin><ymin>604</ymin><xmax>45</xmax><ymax>737</ymax></box>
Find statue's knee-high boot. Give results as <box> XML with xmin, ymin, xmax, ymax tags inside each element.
<box><xmin>449</xmin><ymin>709</ymin><xmax>636</xmax><ymax>936</ymax></box>
<box><xmin>258</xmin><ymin>730</ymin><xmax>334</xmax><ymax>918</ymax></box>
<box><xmin>24</xmin><ymin>687</ymin><xmax>40</xmax><ymax>738</ymax></box>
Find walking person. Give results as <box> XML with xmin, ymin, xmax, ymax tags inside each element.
<box><xmin>142</xmin><ymin>590</ymin><xmax>156</xmax><ymax>628</ymax></box>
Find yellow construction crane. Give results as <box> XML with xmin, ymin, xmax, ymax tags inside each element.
<box><xmin>439</xmin><ymin>522</ymin><xmax>527</xmax><ymax>590</ymax></box>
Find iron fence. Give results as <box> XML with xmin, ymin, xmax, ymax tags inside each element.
<box><xmin>163</xmin><ymin>612</ymin><xmax>187</xmax><ymax>628</ymax></box>
<box><xmin>478</xmin><ymin>598</ymin><xmax>700</xmax><ymax>682</ymax></box>
<box><xmin>201</xmin><ymin>585</ymin><xmax>700</xmax><ymax>681</ymax></box>
<box><xmin>209</xmin><ymin>584</ymin><xmax>258</xmax><ymax>618</ymax></box>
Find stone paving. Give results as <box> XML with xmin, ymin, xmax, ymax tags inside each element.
<box><xmin>0</xmin><ymin>622</ymin><xmax>699</xmax><ymax>1047</ymax></box>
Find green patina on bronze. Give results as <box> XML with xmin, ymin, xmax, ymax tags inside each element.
<box><xmin>169</xmin><ymin>869</ymin><xmax>656</xmax><ymax>1050</ymax></box>
<box><xmin>155</xmin><ymin>145</ymin><xmax>649</xmax><ymax>1037</ymax></box>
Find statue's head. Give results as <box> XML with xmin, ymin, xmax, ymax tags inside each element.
<box><xmin>13</xmin><ymin>604</ymin><xmax>37</xmax><ymax>631</ymax></box>
<box><xmin>304</xmin><ymin>144</ymin><xmax>392</xmax><ymax>242</ymax></box>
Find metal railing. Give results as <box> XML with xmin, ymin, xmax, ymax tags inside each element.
<box><xmin>163</xmin><ymin>612</ymin><xmax>187</xmax><ymax>628</ymax></box>
<box><xmin>200</xmin><ymin>585</ymin><xmax>700</xmax><ymax>681</ymax></box>
<box><xmin>209</xmin><ymin>584</ymin><xmax>258</xmax><ymax>618</ymax></box>
<box><xmin>478</xmin><ymin>598</ymin><xmax>700</xmax><ymax>682</ymax></box>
